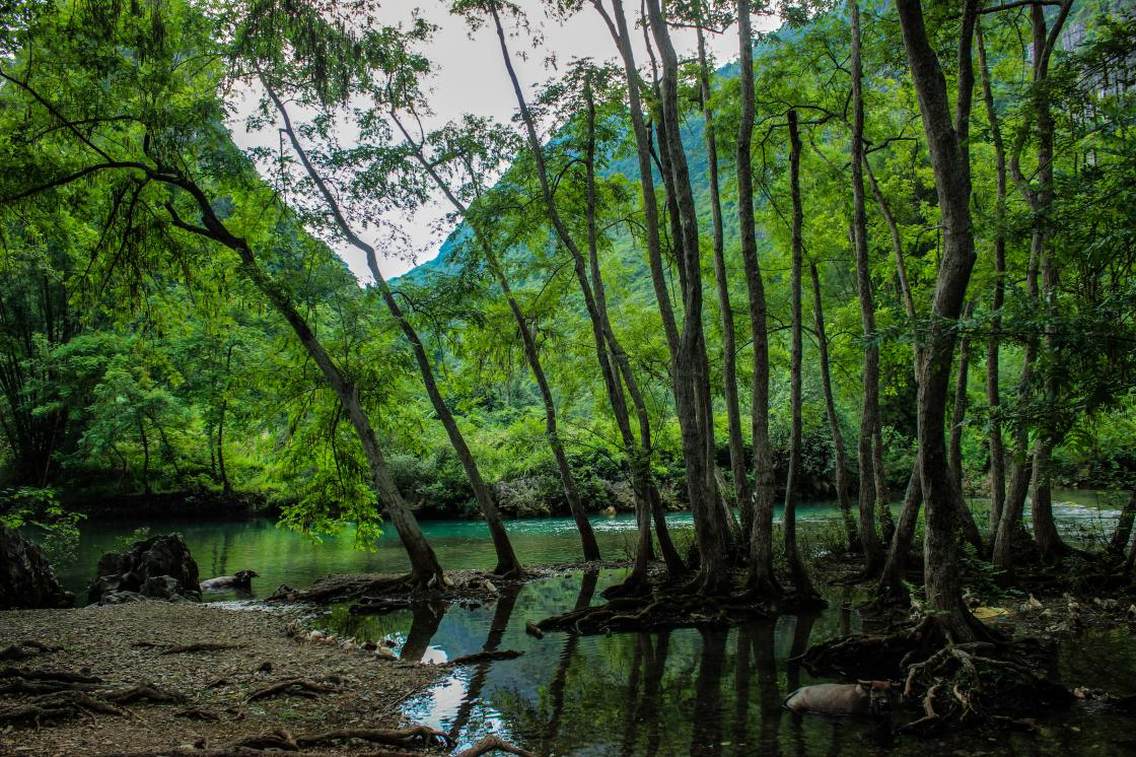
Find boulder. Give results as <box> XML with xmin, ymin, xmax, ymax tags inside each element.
<box><xmin>0</xmin><ymin>525</ymin><xmax>74</xmax><ymax>609</ymax></box>
<box><xmin>87</xmin><ymin>533</ymin><xmax>200</xmax><ymax>605</ymax></box>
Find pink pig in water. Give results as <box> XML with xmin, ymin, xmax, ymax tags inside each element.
<box><xmin>783</xmin><ymin>680</ymin><xmax>896</xmax><ymax>717</ymax></box>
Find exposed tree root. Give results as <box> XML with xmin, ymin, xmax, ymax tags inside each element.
<box><xmin>175</xmin><ymin>707</ymin><xmax>221</xmax><ymax>721</ymax></box>
<box><xmin>230</xmin><ymin>725</ymin><xmax>454</xmax><ymax>752</ymax></box>
<box><xmin>132</xmin><ymin>642</ymin><xmax>243</xmax><ymax>655</ymax></box>
<box><xmin>246</xmin><ymin>677</ymin><xmax>340</xmax><ymax>702</ymax></box>
<box><xmin>0</xmin><ymin>640</ymin><xmax>60</xmax><ymax>661</ymax></box>
<box><xmin>799</xmin><ymin>615</ymin><xmax>947</xmax><ymax>680</ymax></box>
<box><xmin>445</xmin><ymin>650</ymin><xmax>523</xmax><ymax>666</ymax></box>
<box><xmin>0</xmin><ymin>690</ymin><xmax>127</xmax><ymax>725</ymax></box>
<box><xmin>537</xmin><ymin>590</ymin><xmax>768</xmax><ymax>635</ymax></box>
<box><xmin>453</xmin><ymin>734</ymin><xmax>535</xmax><ymax>756</ymax></box>
<box><xmin>105</xmin><ymin>683</ymin><xmax>187</xmax><ymax>705</ymax></box>
<box><xmin>0</xmin><ymin>667</ymin><xmax>105</xmax><ymax>695</ymax></box>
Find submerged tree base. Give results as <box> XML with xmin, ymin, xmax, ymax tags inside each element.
<box><xmin>538</xmin><ymin>568</ymin><xmax>827</xmax><ymax>635</ymax></box>
<box><xmin>799</xmin><ymin>615</ymin><xmax>1073</xmax><ymax>735</ymax></box>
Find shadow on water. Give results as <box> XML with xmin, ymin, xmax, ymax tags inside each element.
<box><xmin>317</xmin><ymin>568</ymin><xmax>1136</xmax><ymax>756</ymax></box>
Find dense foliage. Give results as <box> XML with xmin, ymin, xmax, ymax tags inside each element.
<box><xmin>0</xmin><ymin>0</ymin><xmax>1134</xmax><ymax>612</ymax></box>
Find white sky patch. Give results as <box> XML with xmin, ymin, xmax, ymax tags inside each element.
<box><xmin>230</xmin><ymin>2</ymin><xmax>779</xmax><ymax>282</ymax></box>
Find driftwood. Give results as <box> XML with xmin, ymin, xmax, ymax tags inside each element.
<box><xmin>446</xmin><ymin>650</ymin><xmax>523</xmax><ymax>666</ymax></box>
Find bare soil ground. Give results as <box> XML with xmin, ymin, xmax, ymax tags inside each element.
<box><xmin>0</xmin><ymin>601</ymin><xmax>444</xmax><ymax>756</ymax></box>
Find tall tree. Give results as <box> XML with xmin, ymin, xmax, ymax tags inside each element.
<box><xmin>784</xmin><ymin>109</ymin><xmax>819</xmax><ymax>599</ymax></box>
<box><xmin>894</xmin><ymin>0</ymin><xmax>988</xmax><ymax>639</ymax></box>
<box><xmin>849</xmin><ymin>0</ymin><xmax>885</xmax><ymax>575</ymax></box>
<box><xmin>738</xmin><ymin>0</ymin><xmax>780</xmax><ymax>594</ymax></box>
<box><xmin>390</xmin><ymin>111</ymin><xmax>601</xmax><ymax>562</ymax></box>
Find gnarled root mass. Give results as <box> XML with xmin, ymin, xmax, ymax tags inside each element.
<box><xmin>537</xmin><ymin>591</ymin><xmax>769</xmax><ymax>635</ymax></box>
<box><xmin>799</xmin><ymin>615</ymin><xmax>948</xmax><ymax>680</ymax></box>
<box><xmin>800</xmin><ymin>617</ymin><xmax>1072</xmax><ymax>735</ymax></box>
<box><xmin>898</xmin><ymin>640</ymin><xmax>1071</xmax><ymax>735</ymax></box>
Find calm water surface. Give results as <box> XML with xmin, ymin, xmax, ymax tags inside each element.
<box><xmin>56</xmin><ymin>490</ymin><xmax>1136</xmax><ymax>755</ymax></box>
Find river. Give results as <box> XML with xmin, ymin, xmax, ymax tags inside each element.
<box><xmin>52</xmin><ymin>490</ymin><xmax>1136</xmax><ymax>754</ymax></box>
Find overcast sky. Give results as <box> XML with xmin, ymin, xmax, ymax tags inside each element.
<box><xmin>232</xmin><ymin>2</ymin><xmax>778</xmax><ymax>281</ymax></box>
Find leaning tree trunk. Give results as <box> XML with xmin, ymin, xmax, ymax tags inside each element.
<box><xmin>977</xmin><ymin>19</ymin><xmax>1008</xmax><ymax>535</ymax></box>
<box><xmin>266</xmin><ymin>84</ymin><xmax>521</xmax><ymax>577</ymax></box>
<box><xmin>850</xmin><ymin>0</ymin><xmax>884</xmax><ymax>575</ymax></box>
<box><xmin>896</xmin><ymin>0</ymin><xmax>987</xmax><ymax>641</ymax></box>
<box><xmin>489</xmin><ymin>5</ymin><xmax>663</xmax><ymax>588</ymax></box>
<box><xmin>810</xmin><ymin>262</ymin><xmax>859</xmax><ymax>552</ymax></box>
<box><xmin>392</xmin><ymin>114</ymin><xmax>601</xmax><ymax>563</ymax></box>
<box><xmin>582</xmin><ymin>79</ymin><xmax>682</xmax><ymax>573</ymax></box>
<box><xmin>784</xmin><ymin>110</ymin><xmax>818</xmax><ymax>599</ymax></box>
<box><xmin>737</xmin><ymin>0</ymin><xmax>780</xmax><ymax>595</ymax></box>
<box><xmin>166</xmin><ymin>183</ymin><xmax>445</xmax><ymax>588</ymax></box>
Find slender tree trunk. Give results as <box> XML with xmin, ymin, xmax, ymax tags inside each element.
<box><xmin>138</xmin><ymin>416</ymin><xmax>151</xmax><ymax>495</ymax></box>
<box><xmin>489</xmin><ymin>6</ymin><xmax>665</xmax><ymax>587</ymax></box>
<box><xmin>392</xmin><ymin>115</ymin><xmax>601</xmax><ymax>563</ymax></box>
<box><xmin>993</xmin><ymin>237</ymin><xmax>1040</xmax><ymax>571</ymax></box>
<box><xmin>737</xmin><ymin>0</ymin><xmax>780</xmax><ymax>595</ymax></box>
<box><xmin>810</xmin><ymin>262</ymin><xmax>859</xmax><ymax>552</ymax></box>
<box><xmin>1027</xmin><ymin>2</ymin><xmax>1070</xmax><ymax>561</ymax></box>
<box><xmin>644</xmin><ymin>0</ymin><xmax>729</xmax><ymax>591</ymax></box>
<box><xmin>265</xmin><ymin>84</ymin><xmax>521</xmax><ymax>577</ymax></box>
<box><xmin>697</xmin><ymin>25</ymin><xmax>751</xmax><ymax>520</ymax></box>
<box><xmin>850</xmin><ymin>0</ymin><xmax>884</xmax><ymax>576</ymax></box>
<box><xmin>1109</xmin><ymin>491</ymin><xmax>1136</xmax><ymax>556</ymax></box>
<box><xmin>165</xmin><ymin>183</ymin><xmax>445</xmax><ymax>587</ymax></box>
<box><xmin>877</xmin><ymin>459</ymin><xmax>921</xmax><ymax>603</ymax></box>
<box><xmin>977</xmin><ymin>20</ymin><xmax>1007</xmax><ymax>535</ymax></box>
<box><xmin>949</xmin><ymin>308</ymin><xmax>985</xmax><ymax>552</ymax></box>
<box><xmin>863</xmin><ymin>158</ymin><xmax>925</xmax><ymax>594</ymax></box>
<box><xmin>895</xmin><ymin>0</ymin><xmax>987</xmax><ymax>640</ymax></box>
<box><xmin>784</xmin><ymin>110</ymin><xmax>818</xmax><ymax>599</ymax></box>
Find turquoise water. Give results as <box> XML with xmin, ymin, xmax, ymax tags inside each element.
<box><xmin>55</xmin><ymin>490</ymin><xmax>1136</xmax><ymax>755</ymax></box>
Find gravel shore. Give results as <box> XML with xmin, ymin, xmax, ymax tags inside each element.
<box><xmin>0</xmin><ymin>601</ymin><xmax>443</xmax><ymax>755</ymax></box>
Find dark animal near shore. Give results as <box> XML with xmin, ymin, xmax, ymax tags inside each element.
<box><xmin>200</xmin><ymin>570</ymin><xmax>258</xmax><ymax>592</ymax></box>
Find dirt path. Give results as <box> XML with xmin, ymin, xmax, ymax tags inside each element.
<box><xmin>0</xmin><ymin>602</ymin><xmax>444</xmax><ymax>755</ymax></box>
